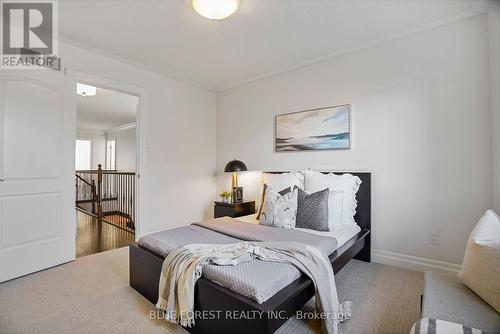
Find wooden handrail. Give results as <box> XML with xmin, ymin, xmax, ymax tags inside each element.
<box><xmin>100</xmin><ymin>171</ymin><xmax>135</xmax><ymax>175</ymax></box>
<box><xmin>76</xmin><ymin>169</ymin><xmax>135</xmax><ymax>175</ymax></box>
<box><xmin>75</xmin><ymin>169</ymin><xmax>115</xmax><ymax>174</ymax></box>
<box><xmin>76</xmin><ymin>174</ymin><xmax>92</xmax><ymax>187</ymax></box>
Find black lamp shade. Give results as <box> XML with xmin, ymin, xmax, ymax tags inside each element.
<box><xmin>224</xmin><ymin>159</ymin><xmax>247</xmax><ymax>173</ymax></box>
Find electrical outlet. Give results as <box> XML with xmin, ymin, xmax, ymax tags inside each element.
<box><xmin>429</xmin><ymin>231</ymin><xmax>439</xmax><ymax>245</ymax></box>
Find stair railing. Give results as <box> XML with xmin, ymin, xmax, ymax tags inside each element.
<box><xmin>75</xmin><ymin>174</ymin><xmax>97</xmax><ymax>214</ymax></box>
<box><xmin>76</xmin><ymin>164</ymin><xmax>135</xmax><ymax>233</ymax></box>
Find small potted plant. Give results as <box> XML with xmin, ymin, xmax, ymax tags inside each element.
<box><xmin>219</xmin><ymin>191</ymin><xmax>232</xmax><ymax>203</ymax></box>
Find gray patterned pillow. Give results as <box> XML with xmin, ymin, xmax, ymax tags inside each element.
<box><xmin>295</xmin><ymin>187</ymin><xmax>329</xmax><ymax>231</ymax></box>
<box><xmin>260</xmin><ymin>187</ymin><xmax>298</xmax><ymax>229</ymax></box>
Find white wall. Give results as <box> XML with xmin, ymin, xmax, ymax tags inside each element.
<box><xmin>62</xmin><ymin>42</ymin><xmax>217</xmax><ymax>237</ymax></box>
<box><xmin>108</xmin><ymin>126</ymin><xmax>136</xmax><ymax>171</ymax></box>
<box><xmin>76</xmin><ymin>128</ymin><xmax>106</xmax><ymax>169</ymax></box>
<box><xmin>490</xmin><ymin>2</ymin><xmax>500</xmax><ymax>214</ymax></box>
<box><xmin>216</xmin><ymin>15</ymin><xmax>491</xmax><ymax>265</ymax></box>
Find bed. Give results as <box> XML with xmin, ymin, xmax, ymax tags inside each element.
<box><xmin>129</xmin><ymin>171</ymin><xmax>371</xmax><ymax>334</ymax></box>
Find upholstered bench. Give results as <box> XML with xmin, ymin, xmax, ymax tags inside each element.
<box><xmin>421</xmin><ymin>271</ymin><xmax>500</xmax><ymax>334</ymax></box>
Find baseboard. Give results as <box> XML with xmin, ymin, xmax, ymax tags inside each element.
<box><xmin>372</xmin><ymin>249</ymin><xmax>462</xmax><ymax>273</ymax></box>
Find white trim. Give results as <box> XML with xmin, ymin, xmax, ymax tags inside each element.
<box><xmin>67</xmin><ymin>70</ymin><xmax>144</xmax><ymax>242</ymax></box>
<box><xmin>105</xmin><ymin>138</ymin><xmax>116</xmax><ymax>170</ymax></box>
<box><xmin>372</xmin><ymin>249</ymin><xmax>462</xmax><ymax>273</ymax></box>
<box><xmin>106</xmin><ymin>122</ymin><xmax>136</xmax><ymax>134</ymax></box>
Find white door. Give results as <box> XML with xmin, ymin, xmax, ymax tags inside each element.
<box><xmin>0</xmin><ymin>70</ymin><xmax>76</xmax><ymax>282</ymax></box>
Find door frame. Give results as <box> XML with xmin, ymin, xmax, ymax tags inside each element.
<box><xmin>68</xmin><ymin>69</ymin><xmax>145</xmax><ymax>240</ymax></box>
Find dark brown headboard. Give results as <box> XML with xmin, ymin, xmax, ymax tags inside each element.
<box><xmin>263</xmin><ymin>171</ymin><xmax>371</xmax><ymax>231</ymax></box>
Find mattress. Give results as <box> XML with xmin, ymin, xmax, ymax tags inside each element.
<box><xmin>139</xmin><ymin>218</ymin><xmax>361</xmax><ymax>304</ymax></box>
<box><xmin>235</xmin><ymin>213</ymin><xmax>361</xmax><ymax>248</ymax></box>
<box><xmin>138</xmin><ymin>225</ymin><xmax>241</xmax><ymax>258</ymax></box>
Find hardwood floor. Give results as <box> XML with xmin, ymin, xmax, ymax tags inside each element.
<box><xmin>103</xmin><ymin>213</ymin><xmax>134</xmax><ymax>232</ymax></box>
<box><xmin>76</xmin><ymin>210</ymin><xmax>135</xmax><ymax>258</ymax></box>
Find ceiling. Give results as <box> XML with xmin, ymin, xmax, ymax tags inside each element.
<box><xmin>60</xmin><ymin>0</ymin><xmax>490</xmax><ymax>91</ymax></box>
<box><xmin>77</xmin><ymin>87</ymin><xmax>138</xmax><ymax>131</ymax></box>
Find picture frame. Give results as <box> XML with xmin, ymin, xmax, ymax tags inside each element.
<box><xmin>232</xmin><ymin>187</ymin><xmax>243</xmax><ymax>203</ymax></box>
<box><xmin>275</xmin><ymin>104</ymin><xmax>351</xmax><ymax>152</ymax></box>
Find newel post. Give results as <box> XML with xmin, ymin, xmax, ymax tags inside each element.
<box><xmin>97</xmin><ymin>164</ymin><xmax>103</xmax><ymax>223</ymax></box>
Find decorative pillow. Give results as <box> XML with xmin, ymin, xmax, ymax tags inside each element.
<box><xmin>256</xmin><ymin>184</ymin><xmax>291</xmax><ymax>220</ymax></box>
<box><xmin>263</xmin><ymin>172</ymin><xmax>304</xmax><ymax>192</ymax></box>
<box><xmin>260</xmin><ymin>187</ymin><xmax>298</xmax><ymax>229</ymax></box>
<box><xmin>304</xmin><ymin>171</ymin><xmax>361</xmax><ymax>230</ymax></box>
<box><xmin>295</xmin><ymin>187</ymin><xmax>329</xmax><ymax>232</ymax></box>
<box><xmin>459</xmin><ymin>210</ymin><xmax>500</xmax><ymax>313</ymax></box>
<box><xmin>257</xmin><ymin>171</ymin><xmax>303</xmax><ymax>220</ymax></box>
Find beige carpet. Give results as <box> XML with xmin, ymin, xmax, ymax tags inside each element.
<box><xmin>0</xmin><ymin>247</ymin><xmax>422</xmax><ymax>334</ymax></box>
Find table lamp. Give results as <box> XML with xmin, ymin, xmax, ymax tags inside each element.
<box><xmin>224</xmin><ymin>159</ymin><xmax>247</xmax><ymax>203</ymax></box>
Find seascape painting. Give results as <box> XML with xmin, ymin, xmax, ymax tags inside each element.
<box><xmin>275</xmin><ymin>105</ymin><xmax>351</xmax><ymax>151</ymax></box>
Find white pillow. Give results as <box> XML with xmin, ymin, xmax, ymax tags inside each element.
<box><xmin>263</xmin><ymin>172</ymin><xmax>304</xmax><ymax>192</ymax></box>
<box><xmin>459</xmin><ymin>210</ymin><xmax>500</xmax><ymax>312</ymax></box>
<box><xmin>304</xmin><ymin>171</ymin><xmax>361</xmax><ymax>230</ymax></box>
<box><xmin>259</xmin><ymin>187</ymin><xmax>298</xmax><ymax>229</ymax></box>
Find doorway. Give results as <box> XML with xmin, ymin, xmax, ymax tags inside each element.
<box><xmin>74</xmin><ymin>83</ymin><xmax>139</xmax><ymax>257</ymax></box>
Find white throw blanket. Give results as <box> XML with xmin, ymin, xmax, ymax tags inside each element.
<box><xmin>156</xmin><ymin>241</ymin><xmax>350</xmax><ymax>334</ymax></box>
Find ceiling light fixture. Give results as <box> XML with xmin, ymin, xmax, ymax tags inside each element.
<box><xmin>192</xmin><ymin>0</ymin><xmax>240</xmax><ymax>20</ymax></box>
<box><xmin>77</xmin><ymin>83</ymin><xmax>97</xmax><ymax>97</ymax></box>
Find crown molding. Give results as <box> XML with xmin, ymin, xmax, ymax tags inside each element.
<box><xmin>58</xmin><ymin>4</ymin><xmax>489</xmax><ymax>93</ymax></box>
<box><xmin>216</xmin><ymin>6</ymin><xmax>489</xmax><ymax>92</ymax></box>
<box><xmin>106</xmin><ymin>122</ymin><xmax>136</xmax><ymax>134</ymax></box>
<box><xmin>58</xmin><ymin>35</ymin><xmax>214</xmax><ymax>92</ymax></box>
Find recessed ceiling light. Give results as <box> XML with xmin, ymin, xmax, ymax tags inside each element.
<box><xmin>77</xmin><ymin>83</ymin><xmax>97</xmax><ymax>97</ymax></box>
<box><xmin>192</xmin><ymin>0</ymin><xmax>240</xmax><ymax>20</ymax></box>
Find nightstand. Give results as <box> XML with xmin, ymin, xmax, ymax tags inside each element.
<box><xmin>214</xmin><ymin>201</ymin><xmax>256</xmax><ymax>218</ymax></box>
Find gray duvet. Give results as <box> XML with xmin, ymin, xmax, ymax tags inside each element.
<box><xmin>138</xmin><ymin>217</ymin><xmax>338</xmax><ymax>304</ymax></box>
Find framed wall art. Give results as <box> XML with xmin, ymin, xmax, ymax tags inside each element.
<box><xmin>275</xmin><ymin>104</ymin><xmax>351</xmax><ymax>152</ymax></box>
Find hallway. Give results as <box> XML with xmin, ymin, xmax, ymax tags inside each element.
<box><xmin>76</xmin><ymin>210</ymin><xmax>135</xmax><ymax>258</ymax></box>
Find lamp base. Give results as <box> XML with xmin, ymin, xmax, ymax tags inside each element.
<box><xmin>231</xmin><ymin>171</ymin><xmax>238</xmax><ymax>189</ymax></box>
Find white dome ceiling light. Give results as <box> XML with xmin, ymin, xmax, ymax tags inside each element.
<box><xmin>192</xmin><ymin>0</ymin><xmax>240</xmax><ymax>20</ymax></box>
<box><xmin>77</xmin><ymin>83</ymin><xmax>97</xmax><ymax>97</ymax></box>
